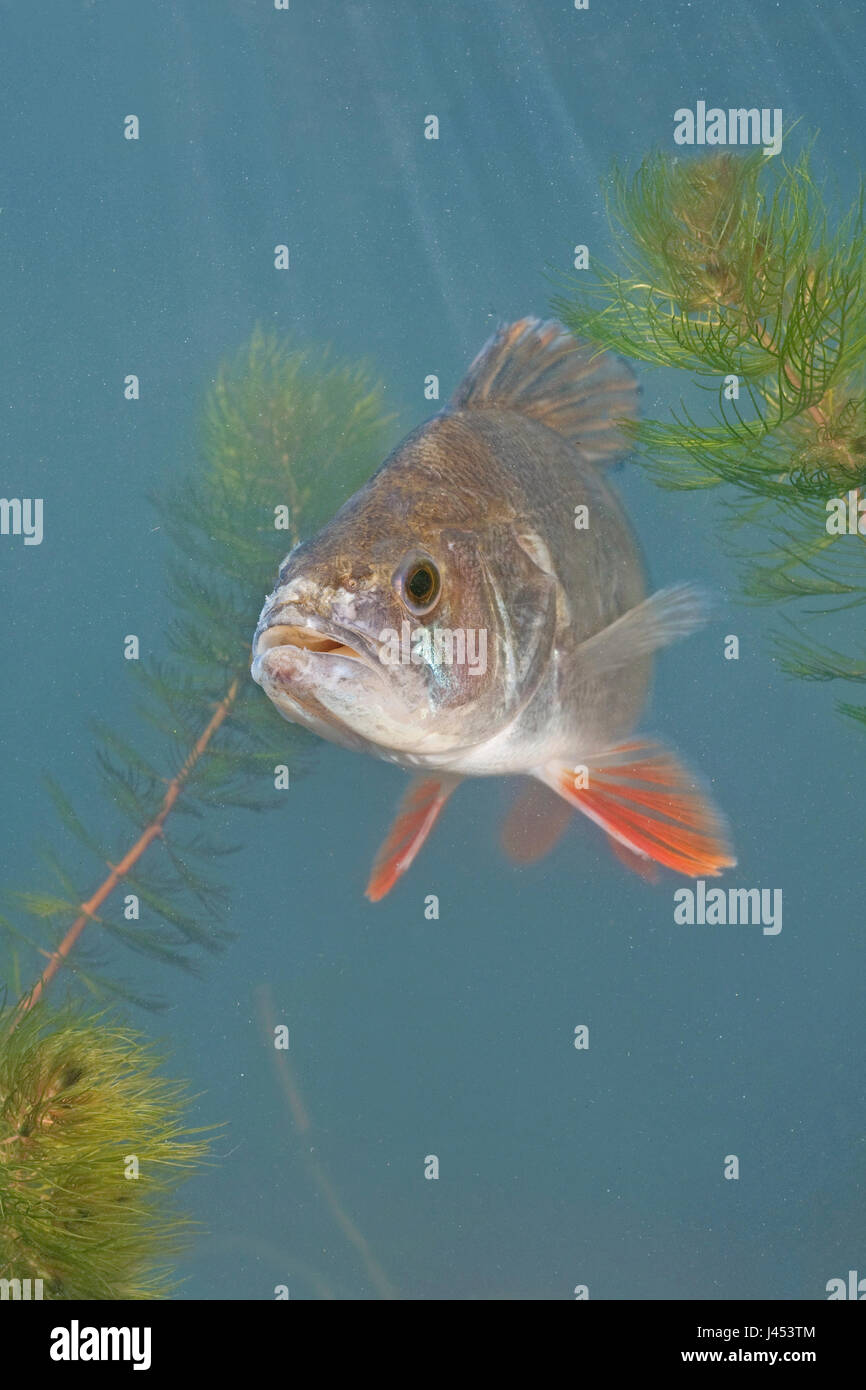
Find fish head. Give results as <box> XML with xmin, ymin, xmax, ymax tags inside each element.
<box><xmin>251</xmin><ymin>424</ymin><xmax>558</xmax><ymax>762</ymax></box>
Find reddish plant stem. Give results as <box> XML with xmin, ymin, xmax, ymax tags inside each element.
<box><xmin>255</xmin><ymin>984</ymin><xmax>397</xmax><ymax>1300</ymax></box>
<box><xmin>13</xmin><ymin>677</ymin><xmax>241</xmax><ymax>1023</ymax></box>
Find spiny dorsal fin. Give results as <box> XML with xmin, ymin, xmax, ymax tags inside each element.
<box><xmin>450</xmin><ymin>317</ymin><xmax>639</xmax><ymax>466</ymax></box>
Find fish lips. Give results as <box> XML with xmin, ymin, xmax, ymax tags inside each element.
<box><xmin>251</xmin><ymin>604</ymin><xmax>386</xmax><ymax>693</ymax></box>
<box><xmin>251</xmin><ymin>604</ymin><xmax>394</xmax><ymax>751</ymax></box>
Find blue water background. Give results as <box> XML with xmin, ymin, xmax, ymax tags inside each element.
<box><xmin>1</xmin><ymin>0</ymin><xmax>864</xmax><ymax>1299</ymax></box>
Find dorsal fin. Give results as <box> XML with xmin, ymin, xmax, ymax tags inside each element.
<box><xmin>449</xmin><ymin>317</ymin><xmax>639</xmax><ymax>466</ymax></box>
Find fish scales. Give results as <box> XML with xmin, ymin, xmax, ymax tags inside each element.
<box><xmin>251</xmin><ymin>318</ymin><xmax>735</xmax><ymax>897</ymax></box>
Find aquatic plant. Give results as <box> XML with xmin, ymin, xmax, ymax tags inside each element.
<box><xmin>0</xmin><ymin>1006</ymin><xmax>212</xmax><ymax>1299</ymax></box>
<box><xmin>255</xmin><ymin>984</ymin><xmax>397</xmax><ymax>1299</ymax></box>
<box><xmin>552</xmin><ymin>144</ymin><xmax>866</xmax><ymax>724</ymax></box>
<box><xmin>0</xmin><ymin>332</ymin><xmax>394</xmax><ymax>1299</ymax></box>
<box><xmin>2</xmin><ymin>330</ymin><xmax>392</xmax><ymax>1008</ymax></box>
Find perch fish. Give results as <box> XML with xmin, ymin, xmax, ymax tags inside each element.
<box><xmin>251</xmin><ymin>319</ymin><xmax>735</xmax><ymax>900</ymax></box>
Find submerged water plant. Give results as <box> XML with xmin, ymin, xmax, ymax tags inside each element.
<box><xmin>0</xmin><ymin>1008</ymin><xmax>210</xmax><ymax>1299</ymax></box>
<box><xmin>0</xmin><ymin>332</ymin><xmax>394</xmax><ymax>1298</ymax></box>
<box><xmin>552</xmin><ymin>143</ymin><xmax>866</xmax><ymax>724</ymax></box>
<box><xmin>2</xmin><ymin>330</ymin><xmax>392</xmax><ymax>1008</ymax></box>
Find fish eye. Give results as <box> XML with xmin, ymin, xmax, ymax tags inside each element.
<box><xmin>395</xmin><ymin>554</ymin><xmax>441</xmax><ymax>616</ymax></box>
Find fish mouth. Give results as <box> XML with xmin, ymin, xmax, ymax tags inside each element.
<box><xmin>251</xmin><ymin>607</ymin><xmax>383</xmax><ymax>679</ymax></box>
<box><xmin>255</xmin><ymin>623</ymin><xmax>367</xmax><ymax>663</ymax></box>
<box><xmin>251</xmin><ymin>605</ymin><xmax>390</xmax><ymax>751</ymax></box>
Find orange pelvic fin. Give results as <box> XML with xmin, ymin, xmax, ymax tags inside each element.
<box><xmin>366</xmin><ymin>774</ymin><xmax>460</xmax><ymax>902</ymax></box>
<box><xmin>538</xmin><ymin>741</ymin><xmax>736</xmax><ymax>878</ymax></box>
<box><xmin>500</xmin><ymin>781</ymin><xmax>574</xmax><ymax>865</ymax></box>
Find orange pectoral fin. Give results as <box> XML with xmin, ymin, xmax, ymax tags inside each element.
<box><xmin>365</xmin><ymin>774</ymin><xmax>461</xmax><ymax>902</ymax></box>
<box><xmin>538</xmin><ymin>741</ymin><xmax>736</xmax><ymax>879</ymax></box>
